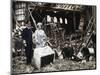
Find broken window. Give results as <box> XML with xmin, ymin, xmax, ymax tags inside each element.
<box><xmin>60</xmin><ymin>17</ymin><xmax>63</xmax><ymax>24</ymax></box>
<box><xmin>65</xmin><ymin>18</ymin><xmax>68</xmax><ymax>24</ymax></box>
<box><xmin>47</xmin><ymin>15</ymin><xmax>51</xmax><ymax>22</ymax></box>
<box><xmin>54</xmin><ymin>17</ymin><xmax>57</xmax><ymax>23</ymax></box>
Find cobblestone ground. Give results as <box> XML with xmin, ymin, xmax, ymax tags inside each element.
<box><xmin>12</xmin><ymin>56</ymin><xmax>96</xmax><ymax>74</ymax></box>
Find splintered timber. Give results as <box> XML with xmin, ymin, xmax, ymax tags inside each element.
<box><xmin>11</xmin><ymin>0</ymin><xmax>96</xmax><ymax>74</ymax></box>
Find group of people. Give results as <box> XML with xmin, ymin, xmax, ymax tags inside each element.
<box><xmin>21</xmin><ymin>21</ymin><xmax>47</xmax><ymax>65</ymax></box>
<box><xmin>12</xmin><ymin>20</ymin><xmax>96</xmax><ymax>71</ymax></box>
<box><xmin>54</xmin><ymin>42</ymin><xmax>95</xmax><ymax>63</ymax></box>
<box><xmin>12</xmin><ymin>21</ymin><xmax>47</xmax><ymax>71</ymax></box>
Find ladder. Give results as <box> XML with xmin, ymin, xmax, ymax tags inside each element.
<box><xmin>77</xmin><ymin>16</ymin><xmax>96</xmax><ymax>53</ymax></box>
<box><xmin>84</xmin><ymin>16</ymin><xmax>96</xmax><ymax>47</ymax></box>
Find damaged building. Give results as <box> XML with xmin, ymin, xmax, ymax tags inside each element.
<box><xmin>11</xmin><ymin>0</ymin><xmax>96</xmax><ymax>74</ymax></box>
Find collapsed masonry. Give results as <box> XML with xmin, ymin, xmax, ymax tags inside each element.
<box><xmin>12</xmin><ymin>1</ymin><xmax>96</xmax><ymax>69</ymax></box>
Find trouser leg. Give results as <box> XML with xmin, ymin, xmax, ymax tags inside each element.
<box><xmin>25</xmin><ymin>46</ymin><xmax>33</xmax><ymax>65</ymax></box>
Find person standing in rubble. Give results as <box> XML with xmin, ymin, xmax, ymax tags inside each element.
<box><xmin>21</xmin><ymin>21</ymin><xmax>33</xmax><ymax>67</ymax></box>
<box><xmin>34</xmin><ymin>22</ymin><xmax>47</xmax><ymax>48</ymax></box>
<box><xmin>62</xmin><ymin>44</ymin><xmax>74</xmax><ymax>60</ymax></box>
<box><xmin>80</xmin><ymin>43</ymin><xmax>90</xmax><ymax>61</ymax></box>
<box><xmin>91</xmin><ymin>30</ymin><xmax>96</xmax><ymax>57</ymax></box>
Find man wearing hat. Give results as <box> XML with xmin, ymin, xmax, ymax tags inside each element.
<box><xmin>21</xmin><ymin>21</ymin><xmax>33</xmax><ymax>66</ymax></box>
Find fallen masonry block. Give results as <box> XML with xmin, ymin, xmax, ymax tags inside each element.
<box><xmin>33</xmin><ymin>46</ymin><xmax>55</xmax><ymax>69</ymax></box>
